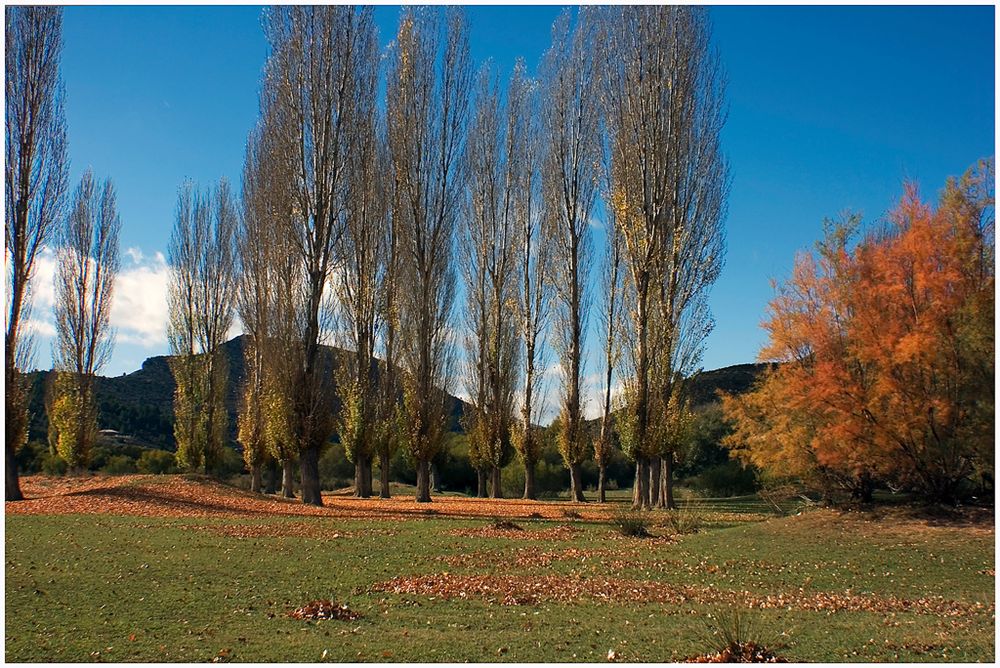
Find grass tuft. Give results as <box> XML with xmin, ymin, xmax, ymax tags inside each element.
<box><xmin>611</xmin><ymin>507</ymin><xmax>652</xmax><ymax>537</ymax></box>
<box><xmin>663</xmin><ymin>507</ymin><xmax>704</xmax><ymax>535</ymax></box>
<box><xmin>691</xmin><ymin>607</ymin><xmax>786</xmax><ymax>663</ymax></box>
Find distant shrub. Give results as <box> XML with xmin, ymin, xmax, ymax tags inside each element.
<box><xmin>41</xmin><ymin>452</ymin><xmax>68</xmax><ymax>476</ymax></box>
<box><xmin>88</xmin><ymin>445</ymin><xmax>112</xmax><ymax>472</ymax></box>
<box><xmin>137</xmin><ymin>449</ymin><xmax>176</xmax><ymax>475</ymax></box>
<box><xmin>611</xmin><ymin>507</ymin><xmax>652</xmax><ymax>537</ymax></box>
<box><xmin>102</xmin><ymin>455</ymin><xmax>138</xmax><ymax>475</ymax></box>
<box><xmin>16</xmin><ymin>440</ymin><xmax>48</xmax><ymax>474</ymax></box>
<box><xmin>692</xmin><ymin>461</ymin><xmax>758</xmax><ymax>497</ymax></box>
<box><xmin>213</xmin><ymin>446</ymin><xmax>246</xmax><ymax>479</ymax></box>
<box><xmin>501</xmin><ymin>461</ymin><xmax>526</xmax><ymax>498</ymax></box>
<box><xmin>319</xmin><ymin>442</ymin><xmax>353</xmax><ymax>490</ymax></box>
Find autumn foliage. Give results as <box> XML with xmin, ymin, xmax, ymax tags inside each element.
<box><xmin>723</xmin><ymin>161</ymin><xmax>994</xmax><ymax>502</ymax></box>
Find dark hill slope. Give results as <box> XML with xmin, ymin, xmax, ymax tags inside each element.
<box><xmin>686</xmin><ymin>362</ymin><xmax>773</xmax><ymax>408</ymax></box>
<box><xmin>28</xmin><ymin>335</ymin><xmax>468</xmax><ymax>449</ymax></box>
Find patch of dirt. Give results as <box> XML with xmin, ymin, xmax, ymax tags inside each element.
<box><xmin>287</xmin><ymin>599</ymin><xmax>361</xmax><ymax>621</ymax></box>
<box><xmin>372</xmin><ymin>572</ymin><xmax>994</xmax><ymax>616</ymax></box>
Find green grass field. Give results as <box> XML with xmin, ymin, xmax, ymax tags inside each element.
<box><xmin>5</xmin><ymin>483</ymin><xmax>994</xmax><ymax>662</ymax></box>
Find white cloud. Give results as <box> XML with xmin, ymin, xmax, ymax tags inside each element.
<box><xmin>28</xmin><ymin>247</ymin><xmax>58</xmax><ymax>312</ymax></box>
<box><xmin>225</xmin><ymin>318</ymin><xmax>244</xmax><ymax>343</ymax></box>
<box><xmin>23</xmin><ymin>317</ymin><xmax>56</xmax><ymax>339</ymax></box>
<box><xmin>16</xmin><ymin>246</ymin><xmax>172</xmax><ymax>350</ymax></box>
<box><xmin>111</xmin><ymin>250</ymin><xmax>170</xmax><ymax>348</ymax></box>
<box><xmin>125</xmin><ymin>246</ymin><xmax>145</xmax><ymax>264</ymax></box>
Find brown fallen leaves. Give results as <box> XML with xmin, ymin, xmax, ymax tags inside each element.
<box><xmin>6</xmin><ymin>475</ymin><xmax>605</xmax><ymax>522</ymax></box>
<box><xmin>770</xmin><ymin>507</ymin><xmax>994</xmax><ymax>540</ymax></box>
<box><xmin>688</xmin><ymin>642</ymin><xmax>787</xmax><ymax>663</ymax></box>
<box><xmin>447</xmin><ymin>524</ymin><xmax>579</xmax><ymax>540</ymax></box>
<box><xmin>372</xmin><ymin>573</ymin><xmax>993</xmax><ymax>616</ymax></box>
<box><xmin>189</xmin><ymin>523</ymin><xmax>365</xmax><ymax>540</ymax></box>
<box><xmin>287</xmin><ymin>600</ymin><xmax>361</xmax><ymax>621</ymax></box>
<box><xmin>9</xmin><ymin>474</ymin><xmax>782</xmax><ymax>526</ymax></box>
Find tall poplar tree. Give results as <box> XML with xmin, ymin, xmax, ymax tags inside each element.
<box><xmin>5</xmin><ymin>6</ymin><xmax>69</xmax><ymax>500</ymax></box>
<box><xmin>50</xmin><ymin>171</ymin><xmax>120</xmax><ymax>470</ymax></box>
<box><xmin>259</xmin><ymin>6</ymin><xmax>376</xmax><ymax>505</ymax></box>
<box><xmin>603</xmin><ymin>6</ymin><xmax>727</xmax><ymax>508</ymax></box>
<box><xmin>541</xmin><ymin>8</ymin><xmax>601</xmax><ymax>502</ymax></box>
<box><xmin>387</xmin><ymin>7</ymin><xmax>471</xmax><ymax>503</ymax></box>
<box><xmin>167</xmin><ymin>180</ymin><xmax>238</xmax><ymax>474</ymax></box>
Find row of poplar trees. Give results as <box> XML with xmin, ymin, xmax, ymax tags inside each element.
<box><xmin>4</xmin><ymin>5</ymin><xmax>727</xmax><ymax>508</ymax></box>
<box><xmin>6</xmin><ymin>7</ymin><xmax>126</xmax><ymax>499</ymax></box>
<box><xmin>171</xmin><ymin>5</ymin><xmax>725</xmax><ymax>508</ymax></box>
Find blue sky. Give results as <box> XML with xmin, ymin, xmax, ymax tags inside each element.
<box><xmin>30</xmin><ymin>5</ymin><xmax>994</xmax><ymax>419</ymax></box>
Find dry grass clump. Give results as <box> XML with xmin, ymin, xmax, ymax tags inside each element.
<box><xmin>611</xmin><ymin>507</ymin><xmax>652</xmax><ymax>537</ymax></box>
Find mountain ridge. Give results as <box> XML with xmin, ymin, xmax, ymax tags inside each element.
<box><xmin>27</xmin><ymin>337</ymin><xmax>768</xmax><ymax>449</ymax></box>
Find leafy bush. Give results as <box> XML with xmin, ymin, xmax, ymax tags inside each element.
<box><xmin>214</xmin><ymin>446</ymin><xmax>246</xmax><ymax>478</ymax></box>
<box><xmin>15</xmin><ymin>440</ymin><xmax>48</xmax><ymax>474</ymax></box>
<box><xmin>501</xmin><ymin>460</ymin><xmax>526</xmax><ymax>498</ymax></box>
<box><xmin>692</xmin><ymin>461</ymin><xmax>758</xmax><ymax>497</ymax></box>
<box><xmin>611</xmin><ymin>507</ymin><xmax>652</xmax><ymax>537</ymax></box>
<box><xmin>41</xmin><ymin>452</ymin><xmax>68</xmax><ymax>476</ymax></box>
<box><xmin>319</xmin><ymin>442</ymin><xmax>354</xmax><ymax>490</ymax></box>
<box><xmin>102</xmin><ymin>455</ymin><xmax>138</xmax><ymax>475</ymax></box>
<box><xmin>137</xmin><ymin>449</ymin><xmax>176</xmax><ymax>475</ymax></box>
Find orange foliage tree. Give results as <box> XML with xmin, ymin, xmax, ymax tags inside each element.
<box><xmin>723</xmin><ymin>161</ymin><xmax>994</xmax><ymax>503</ymax></box>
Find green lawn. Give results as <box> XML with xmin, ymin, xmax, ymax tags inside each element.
<box><xmin>5</xmin><ymin>504</ymin><xmax>994</xmax><ymax>662</ymax></box>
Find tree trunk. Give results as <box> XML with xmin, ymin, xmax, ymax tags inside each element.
<box><xmin>490</xmin><ymin>465</ymin><xmax>502</xmax><ymax>498</ymax></box>
<box><xmin>523</xmin><ymin>459</ymin><xmax>537</xmax><ymax>500</ymax></box>
<box><xmin>300</xmin><ymin>446</ymin><xmax>322</xmax><ymax>506</ymax></box>
<box><xmin>431</xmin><ymin>462</ymin><xmax>441</xmax><ymax>493</ymax></box>
<box><xmin>854</xmin><ymin>471</ymin><xmax>874</xmax><ymax>503</ymax></box>
<box><xmin>355</xmin><ymin>456</ymin><xmax>372</xmax><ymax>498</ymax></box>
<box><xmin>378</xmin><ymin>448</ymin><xmax>391</xmax><ymax>498</ymax></box>
<box><xmin>264</xmin><ymin>460</ymin><xmax>278</xmax><ymax>494</ymax></box>
<box><xmin>663</xmin><ymin>455</ymin><xmax>676</xmax><ymax>510</ymax></box>
<box><xmin>632</xmin><ymin>459</ymin><xmax>643</xmax><ymax>509</ymax></box>
<box><xmin>281</xmin><ymin>459</ymin><xmax>296</xmax><ymax>499</ymax></box>
<box><xmin>597</xmin><ymin>464</ymin><xmax>606</xmax><ymax>503</ymax></box>
<box><xmin>638</xmin><ymin>458</ymin><xmax>652</xmax><ymax>509</ymax></box>
<box><xmin>250</xmin><ymin>464</ymin><xmax>263</xmax><ymax>494</ymax></box>
<box><xmin>415</xmin><ymin>458</ymin><xmax>431</xmax><ymax>503</ymax></box>
<box><xmin>650</xmin><ymin>457</ymin><xmax>663</xmax><ymax>508</ymax></box>
<box><xmin>6</xmin><ymin>439</ymin><xmax>24</xmax><ymax>501</ymax></box>
<box><xmin>477</xmin><ymin>468</ymin><xmax>488</xmax><ymax>498</ymax></box>
<box><xmin>569</xmin><ymin>462</ymin><xmax>586</xmax><ymax>502</ymax></box>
